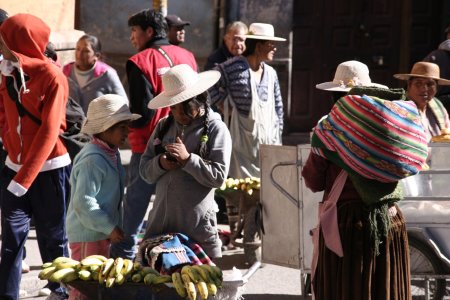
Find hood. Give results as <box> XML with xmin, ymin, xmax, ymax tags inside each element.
<box><xmin>0</xmin><ymin>14</ymin><xmax>49</xmax><ymax>61</ymax></box>
<box><xmin>438</xmin><ymin>39</ymin><xmax>450</xmax><ymax>51</ymax></box>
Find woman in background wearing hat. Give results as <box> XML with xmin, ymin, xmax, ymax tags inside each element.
<box><xmin>302</xmin><ymin>61</ymin><xmax>426</xmax><ymax>299</ymax></box>
<box><xmin>139</xmin><ymin>64</ymin><xmax>232</xmax><ymax>258</ymax></box>
<box><xmin>209</xmin><ymin>22</ymin><xmax>285</xmax><ymax>179</ymax></box>
<box><xmin>394</xmin><ymin>61</ymin><xmax>450</xmax><ymax>141</ymax></box>
<box><xmin>66</xmin><ymin>94</ymin><xmax>140</xmax><ymax>299</ymax></box>
<box><xmin>395</xmin><ymin>62</ymin><xmax>450</xmax><ymax>197</ymax></box>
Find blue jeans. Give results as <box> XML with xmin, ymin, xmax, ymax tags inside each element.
<box><xmin>0</xmin><ymin>165</ymin><xmax>70</xmax><ymax>299</ymax></box>
<box><xmin>110</xmin><ymin>152</ymin><xmax>155</xmax><ymax>260</ymax></box>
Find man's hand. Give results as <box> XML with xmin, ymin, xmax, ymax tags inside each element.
<box><xmin>159</xmin><ymin>153</ymin><xmax>181</xmax><ymax>170</ymax></box>
<box><xmin>164</xmin><ymin>137</ymin><xmax>190</xmax><ymax>166</ymax></box>
<box><xmin>109</xmin><ymin>226</ymin><xmax>124</xmax><ymax>243</ymax></box>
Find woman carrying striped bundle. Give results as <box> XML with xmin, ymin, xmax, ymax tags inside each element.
<box><xmin>302</xmin><ymin>87</ymin><xmax>429</xmax><ymax>300</ymax></box>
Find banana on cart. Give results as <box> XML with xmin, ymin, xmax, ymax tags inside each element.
<box><xmin>431</xmin><ymin>128</ymin><xmax>450</xmax><ymax>142</ymax></box>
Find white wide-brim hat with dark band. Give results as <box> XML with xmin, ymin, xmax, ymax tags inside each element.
<box><xmin>148</xmin><ymin>64</ymin><xmax>221</xmax><ymax>109</ymax></box>
<box><xmin>316</xmin><ymin>60</ymin><xmax>388</xmax><ymax>92</ymax></box>
<box><xmin>394</xmin><ymin>61</ymin><xmax>450</xmax><ymax>86</ymax></box>
<box><xmin>81</xmin><ymin>94</ymin><xmax>141</xmax><ymax>135</ymax></box>
<box><xmin>238</xmin><ymin>23</ymin><xmax>286</xmax><ymax>42</ymax></box>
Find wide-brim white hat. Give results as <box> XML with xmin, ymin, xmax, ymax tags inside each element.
<box><xmin>316</xmin><ymin>60</ymin><xmax>387</xmax><ymax>92</ymax></box>
<box><xmin>81</xmin><ymin>94</ymin><xmax>141</xmax><ymax>135</ymax></box>
<box><xmin>148</xmin><ymin>64</ymin><xmax>221</xmax><ymax>109</ymax></box>
<box><xmin>238</xmin><ymin>23</ymin><xmax>286</xmax><ymax>42</ymax></box>
<box><xmin>394</xmin><ymin>61</ymin><xmax>450</xmax><ymax>86</ymax></box>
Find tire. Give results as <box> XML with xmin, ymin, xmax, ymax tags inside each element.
<box><xmin>243</xmin><ymin>206</ymin><xmax>261</xmax><ymax>265</ymax></box>
<box><xmin>409</xmin><ymin>235</ymin><xmax>446</xmax><ymax>300</ymax></box>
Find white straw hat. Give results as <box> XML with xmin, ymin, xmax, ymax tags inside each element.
<box><xmin>81</xmin><ymin>94</ymin><xmax>141</xmax><ymax>135</ymax></box>
<box><xmin>148</xmin><ymin>64</ymin><xmax>221</xmax><ymax>109</ymax></box>
<box><xmin>239</xmin><ymin>23</ymin><xmax>286</xmax><ymax>42</ymax></box>
<box><xmin>394</xmin><ymin>61</ymin><xmax>450</xmax><ymax>86</ymax></box>
<box><xmin>316</xmin><ymin>60</ymin><xmax>387</xmax><ymax>92</ymax></box>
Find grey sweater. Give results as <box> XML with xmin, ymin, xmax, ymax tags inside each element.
<box><xmin>139</xmin><ymin>109</ymin><xmax>232</xmax><ymax>258</ymax></box>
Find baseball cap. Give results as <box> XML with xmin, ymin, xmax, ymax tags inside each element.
<box><xmin>165</xmin><ymin>14</ymin><xmax>190</xmax><ymax>27</ymax></box>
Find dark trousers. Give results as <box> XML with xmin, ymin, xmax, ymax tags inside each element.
<box><xmin>0</xmin><ymin>165</ymin><xmax>71</xmax><ymax>300</ymax></box>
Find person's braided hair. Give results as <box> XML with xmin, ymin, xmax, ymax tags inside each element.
<box><xmin>155</xmin><ymin>91</ymin><xmax>210</xmax><ymax>159</ymax></box>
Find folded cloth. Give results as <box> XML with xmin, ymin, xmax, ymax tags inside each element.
<box><xmin>138</xmin><ymin>233</ymin><xmax>214</xmax><ymax>275</ymax></box>
<box><xmin>348</xmin><ymin>86</ymin><xmax>406</xmax><ymax>100</ymax></box>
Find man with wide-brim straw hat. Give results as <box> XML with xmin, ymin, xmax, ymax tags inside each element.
<box><xmin>209</xmin><ymin>22</ymin><xmax>285</xmax><ymax>179</ymax></box>
<box><xmin>394</xmin><ymin>61</ymin><xmax>450</xmax><ymax>140</ymax></box>
<box><xmin>139</xmin><ymin>64</ymin><xmax>232</xmax><ymax>259</ymax></box>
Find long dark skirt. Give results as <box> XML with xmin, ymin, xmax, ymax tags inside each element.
<box><xmin>313</xmin><ymin>201</ymin><xmax>411</xmax><ymax>300</ymax></box>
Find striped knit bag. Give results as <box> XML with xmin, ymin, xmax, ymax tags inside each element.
<box><xmin>311</xmin><ymin>94</ymin><xmax>428</xmax><ymax>183</ymax></box>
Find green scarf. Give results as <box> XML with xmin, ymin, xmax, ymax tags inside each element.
<box><xmin>311</xmin><ymin>132</ymin><xmax>403</xmax><ymax>255</ymax></box>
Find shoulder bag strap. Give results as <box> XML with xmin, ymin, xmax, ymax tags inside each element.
<box><xmin>5</xmin><ymin>74</ymin><xmax>42</xmax><ymax>125</ymax></box>
<box><xmin>155</xmin><ymin>46</ymin><xmax>174</xmax><ymax>67</ymax></box>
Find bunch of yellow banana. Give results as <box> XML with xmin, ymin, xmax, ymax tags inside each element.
<box><xmin>171</xmin><ymin>265</ymin><xmax>223</xmax><ymax>299</ymax></box>
<box><xmin>98</xmin><ymin>257</ymin><xmax>136</xmax><ymax>287</ymax></box>
<box><xmin>39</xmin><ymin>256</ymin><xmax>81</xmax><ymax>283</ymax></box>
<box><xmin>219</xmin><ymin>177</ymin><xmax>261</xmax><ymax>195</ymax></box>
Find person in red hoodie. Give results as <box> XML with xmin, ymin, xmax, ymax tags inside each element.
<box><xmin>0</xmin><ymin>14</ymin><xmax>71</xmax><ymax>300</ymax></box>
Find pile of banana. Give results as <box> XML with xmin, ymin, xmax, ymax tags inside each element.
<box><xmin>39</xmin><ymin>256</ymin><xmax>223</xmax><ymax>299</ymax></box>
<box><xmin>172</xmin><ymin>264</ymin><xmax>222</xmax><ymax>300</ymax></box>
<box><xmin>219</xmin><ymin>177</ymin><xmax>260</xmax><ymax>195</ymax></box>
<box><xmin>39</xmin><ymin>255</ymin><xmax>138</xmax><ymax>287</ymax></box>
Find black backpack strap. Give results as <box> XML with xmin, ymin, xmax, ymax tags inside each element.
<box><xmin>5</xmin><ymin>74</ymin><xmax>42</xmax><ymax>125</ymax></box>
<box><xmin>155</xmin><ymin>46</ymin><xmax>174</xmax><ymax>67</ymax></box>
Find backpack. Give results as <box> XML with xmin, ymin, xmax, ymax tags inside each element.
<box><xmin>5</xmin><ymin>74</ymin><xmax>91</xmax><ymax>160</ymax></box>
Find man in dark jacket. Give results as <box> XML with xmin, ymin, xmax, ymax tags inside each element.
<box><xmin>423</xmin><ymin>29</ymin><xmax>450</xmax><ymax>111</ymax></box>
<box><xmin>109</xmin><ymin>9</ymin><xmax>197</xmax><ymax>260</ymax></box>
<box><xmin>204</xmin><ymin>21</ymin><xmax>247</xmax><ymax>70</ymax></box>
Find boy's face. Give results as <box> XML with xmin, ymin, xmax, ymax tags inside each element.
<box><xmin>101</xmin><ymin>121</ymin><xmax>130</xmax><ymax>148</ymax></box>
<box><xmin>0</xmin><ymin>36</ymin><xmax>16</xmax><ymax>61</ymax></box>
<box><xmin>130</xmin><ymin>26</ymin><xmax>153</xmax><ymax>51</ymax></box>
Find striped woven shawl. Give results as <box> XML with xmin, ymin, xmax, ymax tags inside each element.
<box><xmin>312</xmin><ymin>94</ymin><xmax>428</xmax><ymax>183</ymax></box>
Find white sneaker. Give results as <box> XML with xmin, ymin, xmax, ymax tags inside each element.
<box><xmin>19</xmin><ymin>289</ymin><xmax>28</xmax><ymax>298</ymax></box>
<box><xmin>39</xmin><ymin>287</ymin><xmax>52</xmax><ymax>296</ymax></box>
<box><xmin>21</xmin><ymin>260</ymin><xmax>30</xmax><ymax>273</ymax></box>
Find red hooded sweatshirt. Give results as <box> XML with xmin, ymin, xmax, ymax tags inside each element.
<box><xmin>0</xmin><ymin>14</ymin><xmax>70</xmax><ymax>196</ymax></box>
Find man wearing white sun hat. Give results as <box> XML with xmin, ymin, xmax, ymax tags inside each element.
<box><xmin>139</xmin><ymin>64</ymin><xmax>232</xmax><ymax>258</ymax></box>
<box><xmin>209</xmin><ymin>22</ymin><xmax>286</xmax><ymax>179</ymax></box>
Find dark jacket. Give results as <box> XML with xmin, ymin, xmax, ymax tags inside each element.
<box><xmin>424</xmin><ymin>40</ymin><xmax>450</xmax><ymax>101</ymax></box>
<box><xmin>204</xmin><ymin>44</ymin><xmax>233</xmax><ymax>71</ymax></box>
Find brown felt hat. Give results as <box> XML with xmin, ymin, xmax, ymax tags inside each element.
<box><xmin>394</xmin><ymin>62</ymin><xmax>450</xmax><ymax>86</ymax></box>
